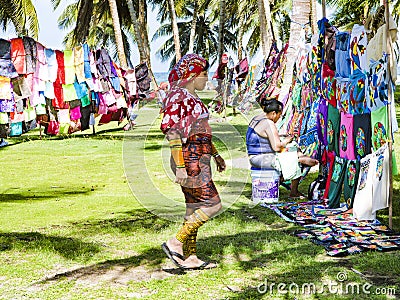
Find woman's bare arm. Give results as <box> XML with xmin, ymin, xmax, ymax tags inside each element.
<box><xmin>257</xmin><ymin>119</ymin><xmax>291</xmax><ymax>152</ymax></box>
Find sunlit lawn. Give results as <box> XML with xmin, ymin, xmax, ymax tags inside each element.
<box><xmin>0</xmin><ymin>97</ymin><xmax>399</xmax><ymax>299</ymax></box>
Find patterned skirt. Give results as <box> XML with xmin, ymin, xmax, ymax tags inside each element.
<box><xmin>171</xmin><ymin>133</ymin><xmax>221</xmax><ymax>209</ymax></box>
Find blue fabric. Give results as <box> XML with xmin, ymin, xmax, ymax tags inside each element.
<box><xmin>83</xmin><ymin>43</ymin><xmax>91</xmax><ymax>79</ymax></box>
<box><xmin>109</xmin><ymin>76</ymin><xmax>121</xmax><ymax>92</ymax></box>
<box><xmin>349</xmin><ymin>69</ymin><xmax>369</xmax><ymax>115</ymax></box>
<box><xmin>91</xmin><ymin>91</ymin><xmax>100</xmax><ymax>106</ymax></box>
<box><xmin>9</xmin><ymin>122</ymin><xmax>22</xmax><ymax>136</ymax></box>
<box><xmin>317</xmin><ymin>18</ymin><xmax>329</xmax><ymax>65</ymax></box>
<box><xmin>335</xmin><ymin>32</ymin><xmax>351</xmax><ymax>78</ymax></box>
<box><xmin>45</xmin><ymin>48</ymin><xmax>56</xmax><ymax>63</ymax></box>
<box><xmin>0</xmin><ymin>39</ymin><xmax>18</xmax><ymax>78</ymax></box>
<box><xmin>73</xmin><ymin>81</ymin><xmax>88</xmax><ymax>99</ymax></box>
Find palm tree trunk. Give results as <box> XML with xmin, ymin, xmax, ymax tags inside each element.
<box><xmin>108</xmin><ymin>0</ymin><xmax>127</xmax><ymax>69</ymax></box>
<box><xmin>137</xmin><ymin>0</ymin><xmax>151</xmax><ymax>66</ymax></box>
<box><xmin>257</xmin><ymin>0</ymin><xmax>268</xmax><ymax>57</ymax></box>
<box><xmin>237</xmin><ymin>5</ymin><xmax>245</xmax><ymax>60</ymax></box>
<box><xmin>127</xmin><ymin>0</ymin><xmax>146</xmax><ymax>62</ymax></box>
<box><xmin>136</xmin><ymin>0</ymin><xmax>157</xmax><ymax>88</ymax></box>
<box><xmin>188</xmin><ymin>0</ymin><xmax>199</xmax><ymax>54</ymax></box>
<box><xmin>168</xmin><ymin>0</ymin><xmax>182</xmax><ymax>62</ymax></box>
<box><xmin>263</xmin><ymin>0</ymin><xmax>273</xmax><ymax>47</ymax></box>
<box><xmin>310</xmin><ymin>0</ymin><xmax>317</xmax><ymax>34</ymax></box>
<box><xmin>279</xmin><ymin>0</ymin><xmax>310</xmax><ymax>101</ymax></box>
<box><xmin>217</xmin><ymin>0</ymin><xmax>226</xmax><ymax>63</ymax></box>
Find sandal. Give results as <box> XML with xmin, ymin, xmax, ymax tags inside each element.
<box><xmin>161</xmin><ymin>242</ymin><xmax>185</xmax><ymax>269</ymax></box>
<box><xmin>182</xmin><ymin>261</ymin><xmax>217</xmax><ymax>271</ymax></box>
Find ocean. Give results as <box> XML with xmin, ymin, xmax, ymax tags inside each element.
<box><xmin>153</xmin><ymin>72</ymin><xmax>216</xmax><ymax>85</ymax></box>
<box><xmin>153</xmin><ymin>72</ymin><xmax>169</xmax><ymax>84</ymax></box>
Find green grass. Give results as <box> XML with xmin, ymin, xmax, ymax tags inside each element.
<box><xmin>0</xmin><ymin>100</ymin><xmax>399</xmax><ymax>299</ymax></box>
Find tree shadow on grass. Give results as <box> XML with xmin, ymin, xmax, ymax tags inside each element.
<box><xmin>33</xmin><ymin>206</ymin><xmax>333</xmax><ymax>285</ymax></box>
<box><xmin>36</xmin><ymin>230</ymin><xmax>325</xmax><ymax>284</ymax></box>
<box><xmin>34</xmin><ymin>204</ymin><xmax>400</xmax><ymax>294</ymax></box>
<box><xmin>0</xmin><ymin>189</ymin><xmax>93</xmax><ymax>203</ymax></box>
<box><xmin>0</xmin><ymin>231</ymin><xmax>101</xmax><ymax>260</ymax></box>
<box><xmin>71</xmin><ymin>209</ymin><xmax>171</xmax><ymax>233</ymax></box>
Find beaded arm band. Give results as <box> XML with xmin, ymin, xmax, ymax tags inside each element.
<box><xmin>169</xmin><ymin>138</ymin><xmax>185</xmax><ymax>168</ymax></box>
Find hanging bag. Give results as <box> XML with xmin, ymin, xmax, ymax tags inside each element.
<box><xmin>135</xmin><ymin>62</ymin><xmax>151</xmax><ymax>92</ymax></box>
<box><xmin>235</xmin><ymin>57</ymin><xmax>249</xmax><ymax>83</ymax></box>
<box><xmin>308</xmin><ymin>174</ymin><xmax>327</xmax><ymax>200</ymax></box>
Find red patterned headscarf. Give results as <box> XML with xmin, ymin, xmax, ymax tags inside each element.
<box><xmin>168</xmin><ymin>54</ymin><xmax>208</xmax><ymax>86</ymax></box>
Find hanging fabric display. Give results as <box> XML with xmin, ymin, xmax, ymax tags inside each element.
<box><xmin>353</xmin><ymin>113</ymin><xmax>372</xmax><ymax>160</ymax></box>
<box><xmin>322</xmin><ymin>149</ymin><xmax>336</xmax><ymax>200</ymax></box>
<box><xmin>327</xmin><ymin>104</ymin><xmax>340</xmax><ymax>155</ymax></box>
<box><xmin>343</xmin><ymin>159</ymin><xmax>360</xmax><ymax>208</ymax></box>
<box><xmin>339</xmin><ymin>111</ymin><xmax>355</xmax><ymax>160</ymax></box>
<box><xmin>0</xmin><ymin>35</ymin><xmax>152</xmax><ymax>138</ymax></box>
<box><xmin>371</xmin><ymin>105</ymin><xmax>389</xmax><ymax>151</ymax></box>
<box><xmin>327</xmin><ymin>156</ymin><xmax>347</xmax><ymax>209</ymax></box>
<box><xmin>317</xmin><ymin>97</ymin><xmax>328</xmax><ymax>146</ymax></box>
<box><xmin>258</xmin><ymin>11</ymin><xmax>398</xmax><ymax>223</ymax></box>
<box><xmin>352</xmin><ymin>153</ymin><xmax>375</xmax><ymax>220</ymax></box>
<box><xmin>335</xmin><ymin>32</ymin><xmax>351</xmax><ymax>78</ymax></box>
<box><xmin>336</xmin><ymin>78</ymin><xmax>350</xmax><ymax>113</ymax></box>
<box><xmin>349</xmin><ymin>24</ymin><xmax>368</xmax><ymax>73</ymax></box>
<box><xmin>366</xmin><ymin>55</ymin><xmax>389</xmax><ymax>111</ymax></box>
<box><xmin>371</xmin><ymin>144</ymin><xmax>390</xmax><ymax>214</ymax></box>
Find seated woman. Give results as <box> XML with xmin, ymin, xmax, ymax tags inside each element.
<box><xmin>246</xmin><ymin>97</ymin><xmax>318</xmax><ymax>199</ymax></box>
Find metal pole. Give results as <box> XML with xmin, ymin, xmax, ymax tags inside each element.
<box><xmin>384</xmin><ymin>0</ymin><xmax>394</xmax><ymax>229</ymax></box>
<box><xmin>322</xmin><ymin>0</ymin><xmax>326</xmax><ymax>18</ymax></box>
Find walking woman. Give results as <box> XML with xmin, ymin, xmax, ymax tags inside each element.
<box><xmin>160</xmin><ymin>54</ymin><xmax>226</xmax><ymax>270</ymax></box>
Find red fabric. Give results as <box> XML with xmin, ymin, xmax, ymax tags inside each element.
<box><xmin>160</xmin><ymin>86</ymin><xmax>209</xmax><ymax>142</ymax></box>
<box><xmin>212</xmin><ymin>62</ymin><xmax>227</xmax><ymax>80</ymax></box>
<box><xmin>322</xmin><ymin>63</ymin><xmax>337</xmax><ymax>107</ymax></box>
<box><xmin>55</xmin><ymin>50</ymin><xmax>65</xmax><ymax>84</ymax></box>
<box><xmin>322</xmin><ymin>149</ymin><xmax>336</xmax><ymax>199</ymax></box>
<box><xmin>10</xmin><ymin>38</ymin><xmax>26</xmax><ymax>74</ymax></box>
<box><xmin>47</xmin><ymin>121</ymin><xmax>60</xmax><ymax>135</ymax></box>
<box><xmin>168</xmin><ymin>53</ymin><xmax>207</xmax><ymax>87</ymax></box>
<box><xmin>52</xmin><ymin>82</ymin><xmax>68</xmax><ymax>109</ymax></box>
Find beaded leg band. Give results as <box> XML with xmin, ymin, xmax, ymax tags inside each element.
<box><xmin>176</xmin><ymin>209</ymin><xmax>209</xmax><ymax>244</ymax></box>
<box><xmin>183</xmin><ymin>228</ymin><xmax>198</xmax><ymax>258</ymax></box>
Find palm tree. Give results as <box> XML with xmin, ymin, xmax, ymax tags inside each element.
<box><xmin>310</xmin><ymin>0</ymin><xmax>318</xmax><ymax>34</ymax></box>
<box><xmin>257</xmin><ymin>0</ymin><xmax>268</xmax><ymax>57</ymax></box>
<box><xmin>127</xmin><ymin>0</ymin><xmax>147</xmax><ymax>63</ymax></box>
<box><xmin>217</xmin><ymin>0</ymin><xmax>226</xmax><ymax>63</ymax></box>
<box><xmin>53</xmin><ymin>0</ymin><xmax>140</xmax><ymax>67</ymax></box>
<box><xmin>237</xmin><ymin>2</ymin><xmax>246</xmax><ymax>60</ymax></box>
<box><xmin>188</xmin><ymin>0</ymin><xmax>199</xmax><ymax>53</ymax></box>
<box><xmin>153</xmin><ymin>11</ymin><xmax>237</xmax><ymax>68</ymax></box>
<box><xmin>137</xmin><ymin>0</ymin><xmax>152</xmax><ymax>68</ymax></box>
<box><xmin>126</xmin><ymin>0</ymin><xmax>156</xmax><ymax>87</ymax></box>
<box><xmin>0</xmin><ymin>0</ymin><xmax>39</xmax><ymax>39</ymax></box>
<box><xmin>108</xmin><ymin>0</ymin><xmax>127</xmax><ymax>68</ymax></box>
<box><xmin>325</xmin><ymin>0</ymin><xmax>389</xmax><ymax>29</ymax></box>
<box><xmin>279</xmin><ymin>0</ymin><xmax>311</xmax><ymax>101</ymax></box>
<box><xmin>168</xmin><ymin>0</ymin><xmax>182</xmax><ymax>61</ymax></box>
<box><xmin>262</xmin><ymin>0</ymin><xmax>273</xmax><ymax>55</ymax></box>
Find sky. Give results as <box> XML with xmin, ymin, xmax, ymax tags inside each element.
<box><xmin>0</xmin><ymin>0</ymin><xmax>328</xmax><ymax>73</ymax></box>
